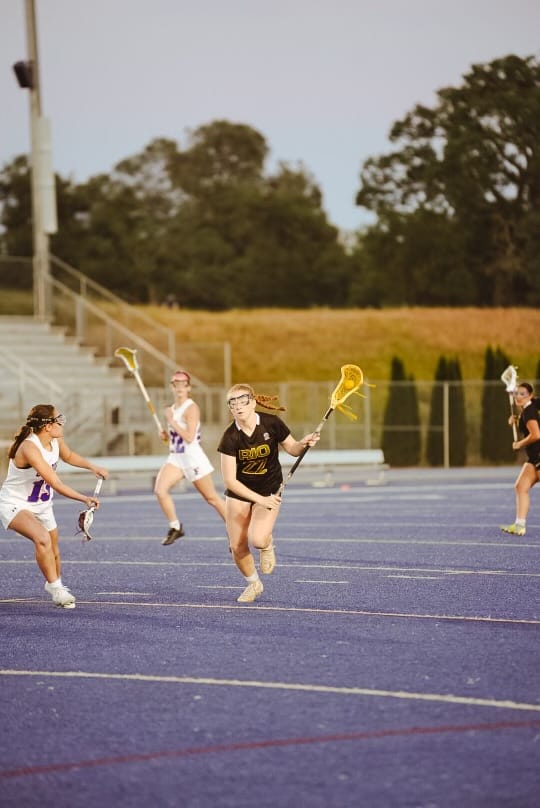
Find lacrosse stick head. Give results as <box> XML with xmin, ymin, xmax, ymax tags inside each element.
<box><xmin>77</xmin><ymin>507</ymin><xmax>96</xmax><ymax>541</ymax></box>
<box><xmin>330</xmin><ymin>364</ymin><xmax>373</xmax><ymax>421</ymax></box>
<box><xmin>500</xmin><ymin>365</ymin><xmax>518</xmax><ymax>393</ymax></box>
<box><xmin>114</xmin><ymin>347</ymin><xmax>139</xmax><ymax>373</ymax></box>
<box><xmin>76</xmin><ymin>477</ymin><xmax>103</xmax><ymax>542</ymax></box>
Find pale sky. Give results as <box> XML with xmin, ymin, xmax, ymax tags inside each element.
<box><xmin>1</xmin><ymin>0</ymin><xmax>539</xmax><ymax>231</ymax></box>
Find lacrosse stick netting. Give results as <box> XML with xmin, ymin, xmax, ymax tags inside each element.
<box><xmin>76</xmin><ymin>477</ymin><xmax>103</xmax><ymax>541</ymax></box>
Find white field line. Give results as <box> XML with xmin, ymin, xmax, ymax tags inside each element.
<box><xmin>0</xmin><ymin>669</ymin><xmax>539</xmax><ymax>713</ymax></box>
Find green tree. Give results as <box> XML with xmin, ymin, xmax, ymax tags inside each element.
<box><xmin>0</xmin><ymin>155</ymin><xmax>33</xmax><ymax>258</ymax></box>
<box><xmin>0</xmin><ymin>121</ymin><xmax>351</xmax><ymax>308</ymax></box>
<box><xmin>355</xmin><ymin>54</ymin><xmax>540</xmax><ymax>306</ymax></box>
<box><xmin>480</xmin><ymin>346</ymin><xmax>514</xmax><ymax>462</ymax></box>
<box><xmin>162</xmin><ymin>123</ymin><xmax>350</xmax><ymax>309</ymax></box>
<box><xmin>427</xmin><ymin>356</ymin><xmax>468</xmax><ymax>467</ymax></box>
<box><xmin>381</xmin><ymin>357</ymin><xmax>421</xmax><ymax>466</ymax></box>
<box><xmin>0</xmin><ymin>126</ymin><xmax>333</xmax><ymax>305</ymax></box>
<box><xmin>170</xmin><ymin>120</ymin><xmax>268</xmax><ymax>196</ymax></box>
<box><xmin>447</xmin><ymin>358</ymin><xmax>467</xmax><ymax>466</ymax></box>
<box><xmin>348</xmin><ymin>211</ymin><xmax>472</xmax><ymax>307</ymax></box>
<box><xmin>427</xmin><ymin>357</ymin><xmax>447</xmax><ymax>466</ymax></box>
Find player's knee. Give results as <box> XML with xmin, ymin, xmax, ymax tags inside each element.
<box><xmin>229</xmin><ymin>536</ymin><xmax>247</xmax><ymax>556</ymax></box>
<box><xmin>34</xmin><ymin>532</ymin><xmax>52</xmax><ymax>551</ymax></box>
<box><xmin>154</xmin><ymin>483</ymin><xmax>166</xmax><ymax>498</ymax></box>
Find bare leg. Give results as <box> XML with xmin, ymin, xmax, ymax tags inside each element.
<box><xmin>154</xmin><ymin>463</ymin><xmax>185</xmax><ymax>523</ymax></box>
<box><xmin>193</xmin><ymin>474</ymin><xmax>226</xmax><ymax>521</ymax></box>
<box><xmin>514</xmin><ymin>463</ymin><xmax>539</xmax><ymax>521</ymax></box>
<box><xmin>226</xmin><ymin>498</ymin><xmax>256</xmax><ymax>577</ymax></box>
<box><xmin>49</xmin><ymin>528</ymin><xmax>61</xmax><ymax>578</ymax></box>
<box><xmin>8</xmin><ymin>511</ymin><xmax>58</xmax><ymax>583</ymax></box>
<box><xmin>225</xmin><ymin>498</ymin><xmax>279</xmax><ymax>576</ymax></box>
<box><xmin>248</xmin><ymin>503</ymin><xmax>280</xmax><ymax>550</ymax></box>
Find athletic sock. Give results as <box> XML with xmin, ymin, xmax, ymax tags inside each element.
<box><xmin>245</xmin><ymin>572</ymin><xmax>260</xmax><ymax>583</ymax></box>
<box><xmin>515</xmin><ymin>519</ymin><xmax>526</xmax><ymax>527</ymax></box>
<box><xmin>48</xmin><ymin>578</ymin><xmax>62</xmax><ymax>589</ymax></box>
<box><xmin>169</xmin><ymin>520</ymin><xmax>180</xmax><ymax>530</ymax></box>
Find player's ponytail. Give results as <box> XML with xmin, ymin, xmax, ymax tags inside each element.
<box><xmin>253</xmin><ymin>393</ymin><xmax>286</xmax><ymax>412</ymax></box>
<box><xmin>8</xmin><ymin>404</ymin><xmax>55</xmax><ymax>458</ymax></box>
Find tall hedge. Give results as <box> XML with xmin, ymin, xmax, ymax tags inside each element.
<box><xmin>480</xmin><ymin>346</ymin><xmax>514</xmax><ymax>463</ymax></box>
<box><xmin>381</xmin><ymin>357</ymin><xmax>421</xmax><ymax>466</ymax></box>
<box><xmin>427</xmin><ymin>357</ymin><xmax>447</xmax><ymax>466</ymax></box>
<box><xmin>426</xmin><ymin>356</ymin><xmax>467</xmax><ymax>466</ymax></box>
<box><xmin>447</xmin><ymin>358</ymin><xmax>467</xmax><ymax>466</ymax></box>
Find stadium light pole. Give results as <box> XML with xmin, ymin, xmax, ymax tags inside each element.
<box><xmin>13</xmin><ymin>0</ymin><xmax>57</xmax><ymax>321</ymax></box>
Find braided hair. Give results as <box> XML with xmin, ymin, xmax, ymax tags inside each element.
<box><xmin>227</xmin><ymin>384</ymin><xmax>286</xmax><ymax>412</ymax></box>
<box><xmin>8</xmin><ymin>404</ymin><xmax>56</xmax><ymax>459</ymax></box>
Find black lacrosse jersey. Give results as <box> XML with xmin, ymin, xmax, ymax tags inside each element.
<box><xmin>217</xmin><ymin>412</ymin><xmax>290</xmax><ymax>498</ymax></box>
<box><xmin>520</xmin><ymin>399</ymin><xmax>540</xmax><ymax>464</ymax></box>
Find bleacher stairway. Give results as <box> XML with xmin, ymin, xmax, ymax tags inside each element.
<box><xmin>0</xmin><ymin>317</ymin><xmax>126</xmax><ymax>456</ymax></box>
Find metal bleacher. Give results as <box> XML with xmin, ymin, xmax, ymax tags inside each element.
<box><xmin>0</xmin><ymin>256</ymin><xmax>233</xmax><ymax>466</ymax></box>
<box><xmin>0</xmin><ymin>317</ymin><xmax>127</xmax><ymax>457</ymax></box>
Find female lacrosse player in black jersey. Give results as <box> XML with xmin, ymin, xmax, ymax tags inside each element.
<box><xmin>217</xmin><ymin>384</ymin><xmax>319</xmax><ymax>603</ymax></box>
<box><xmin>501</xmin><ymin>382</ymin><xmax>540</xmax><ymax>537</ymax></box>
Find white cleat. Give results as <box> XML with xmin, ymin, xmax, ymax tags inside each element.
<box><xmin>237</xmin><ymin>580</ymin><xmax>264</xmax><ymax>603</ymax></box>
<box><xmin>45</xmin><ymin>582</ymin><xmax>76</xmax><ymax>609</ymax></box>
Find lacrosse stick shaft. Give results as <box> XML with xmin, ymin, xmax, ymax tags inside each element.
<box><xmin>280</xmin><ymin>407</ymin><xmax>333</xmax><ymax>490</ymax></box>
<box><xmin>132</xmin><ymin>368</ymin><xmax>166</xmax><ymax>434</ymax></box>
<box><xmin>115</xmin><ymin>347</ymin><xmax>166</xmax><ymax>436</ymax></box>
<box><xmin>278</xmin><ymin>364</ymin><xmax>365</xmax><ymax>495</ymax></box>
<box><xmin>508</xmin><ymin>395</ymin><xmax>518</xmax><ymax>441</ymax></box>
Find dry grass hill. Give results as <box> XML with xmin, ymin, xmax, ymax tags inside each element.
<box><xmin>146</xmin><ymin>306</ymin><xmax>540</xmax><ymax>383</ymax></box>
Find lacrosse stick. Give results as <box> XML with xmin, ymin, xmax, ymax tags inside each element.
<box><xmin>500</xmin><ymin>365</ymin><xmax>519</xmax><ymax>441</ymax></box>
<box><xmin>114</xmin><ymin>347</ymin><xmax>167</xmax><ymax>439</ymax></box>
<box><xmin>279</xmin><ymin>364</ymin><xmax>372</xmax><ymax>493</ymax></box>
<box><xmin>76</xmin><ymin>477</ymin><xmax>103</xmax><ymax>541</ymax></box>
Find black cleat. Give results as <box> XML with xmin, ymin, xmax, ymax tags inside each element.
<box><xmin>161</xmin><ymin>525</ymin><xmax>185</xmax><ymax>546</ymax></box>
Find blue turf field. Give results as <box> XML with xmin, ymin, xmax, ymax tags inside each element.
<box><xmin>1</xmin><ymin>467</ymin><xmax>539</xmax><ymax>807</ymax></box>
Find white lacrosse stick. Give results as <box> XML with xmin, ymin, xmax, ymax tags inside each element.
<box><xmin>500</xmin><ymin>365</ymin><xmax>519</xmax><ymax>441</ymax></box>
<box><xmin>114</xmin><ymin>347</ymin><xmax>167</xmax><ymax>439</ymax></box>
<box><xmin>77</xmin><ymin>477</ymin><xmax>103</xmax><ymax>541</ymax></box>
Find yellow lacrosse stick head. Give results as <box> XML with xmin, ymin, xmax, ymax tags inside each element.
<box><xmin>114</xmin><ymin>346</ymin><xmax>139</xmax><ymax>372</ymax></box>
<box><xmin>330</xmin><ymin>364</ymin><xmax>374</xmax><ymax>421</ymax></box>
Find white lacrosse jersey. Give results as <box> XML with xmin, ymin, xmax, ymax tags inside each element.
<box><xmin>0</xmin><ymin>433</ymin><xmax>58</xmax><ymax>508</ymax></box>
<box><xmin>168</xmin><ymin>399</ymin><xmax>201</xmax><ymax>456</ymax></box>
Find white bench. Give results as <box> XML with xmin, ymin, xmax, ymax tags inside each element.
<box><xmin>57</xmin><ymin>455</ymin><xmax>165</xmax><ymax>494</ymax></box>
<box><xmin>279</xmin><ymin>448</ymin><xmax>388</xmax><ymax>487</ymax></box>
<box><xmin>58</xmin><ymin>448</ymin><xmax>388</xmax><ymax>493</ymax></box>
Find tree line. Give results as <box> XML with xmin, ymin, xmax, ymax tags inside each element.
<box><xmin>1</xmin><ymin>54</ymin><xmax>539</xmax><ymax>309</ymax></box>
<box><xmin>382</xmin><ymin>350</ymin><xmax>540</xmax><ymax>467</ymax></box>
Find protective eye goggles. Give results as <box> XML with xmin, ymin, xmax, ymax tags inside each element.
<box><xmin>227</xmin><ymin>393</ymin><xmax>252</xmax><ymax>409</ymax></box>
<box><xmin>49</xmin><ymin>414</ymin><xmax>66</xmax><ymax>426</ymax></box>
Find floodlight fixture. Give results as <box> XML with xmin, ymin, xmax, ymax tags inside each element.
<box><xmin>13</xmin><ymin>60</ymin><xmax>33</xmax><ymax>89</ymax></box>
